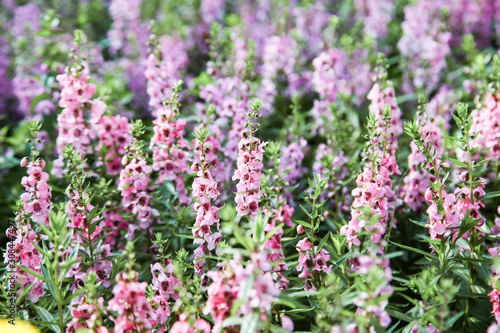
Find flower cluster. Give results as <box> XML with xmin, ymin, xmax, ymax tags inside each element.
<box><xmin>20</xmin><ymin>157</ymin><xmax>52</xmax><ymax>226</ymax></box>
<box><xmin>108</xmin><ymin>0</ymin><xmax>146</xmax><ymax>56</ymax></box>
<box><xmin>145</xmin><ymin>36</ymin><xmax>188</xmax><ymax>114</ymax></box>
<box><xmin>424</xmin><ymin>187</ymin><xmax>459</xmax><ymax>239</ymax></box>
<box><xmin>64</xmin><ymin>145</ymin><xmax>113</xmax><ymax>291</ymax></box>
<box><xmin>191</xmin><ymin>126</ymin><xmax>222</xmax><ymax>274</ymax></box>
<box><xmin>471</xmin><ymin>92</ymin><xmax>500</xmax><ymax>160</ymax></box>
<box><xmin>313</xmin><ymin>144</ymin><xmax>350</xmax><ymax>212</ymax></box>
<box><xmin>402</xmin><ymin>86</ymin><xmax>455</xmax><ymax>211</ymax></box>
<box><xmin>170</xmin><ymin>313</ymin><xmax>211</xmax><ymax>333</ymax></box>
<box><xmin>109</xmin><ymin>272</ymin><xmax>158</xmax><ymax>332</ymax></box>
<box><xmin>354</xmin><ymin>0</ymin><xmax>395</xmax><ymax>41</ymax></box>
<box><xmin>5</xmin><ymin>226</ymin><xmax>44</xmax><ymax>303</ymax></box>
<box><xmin>296</xmin><ymin>238</ymin><xmax>333</xmax><ymax>291</ymax></box>
<box><xmin>96</xmin><ymin>115</ymin><xmax>132</xmax><ymax>175</ymax></box>
<box><xmin>67</xmin><ymin>296</ymin><xmax>108</xmax><ymax>333</ymax></box>
<box><xmin>119</xmin><ymin>120</ymin><xmax>159</xmax><ymax>236</ymax></box>
<box><xmin>351</xmin><ymin>255</ymin><xmax>393</xmax><ymax>329</ymax></box>
<box><xmin>204</xmin><ymin>253</ymin><xmax>280</xmax><ymax>332</ymax></box>
<box><xmin>398</xmin><ymin>0</ymin><xmax>451</xmax><ymax>92</ymax></box>
<box><xmin>259</xmin><ymin>35</ymin><xmax>297</xmax><ymax>111</ymax></box>
<box><xmin>150</xmin><ymin>82</ymin><xmax>190</xmax><ymax>205</ymax></box>
<box><xmin>53</xmin><ymin>63</ymin><xmax>105</xmax><ymax>176</ymax></box>
<box><xmin>233</xmin><ymin>98</ymin><xmax>267</xmax><ymax>219</ymax></box>
<box><xmin>150</xmin><ymin>261</ymin><xmax>182</xmax><ymax>331</ymax></box>
<box><xmin>341</xmin><ymin>82</ymin><xmax>401</xmax><ymax>248</ymax></box>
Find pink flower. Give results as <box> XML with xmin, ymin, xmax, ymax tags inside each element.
<box><xmin>233</xmin><ymin>135</ymin><xmax>267</xmax><ymax>219</ymax></box>
<box><xmin>109</xmin><ymin>272</ymin><xmax>157</xmax><ymax>333</ymax></box>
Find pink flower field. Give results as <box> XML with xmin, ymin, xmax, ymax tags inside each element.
<box><xmin>1</xmin><ymin>1</ymin><xmax>500</xmax><ymax>332</ymax></box>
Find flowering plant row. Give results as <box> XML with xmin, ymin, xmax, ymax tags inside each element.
<box><xmin>1</xmin><ymin>1</ymin><xmax>500</xmax><ymax>332</ymax></box>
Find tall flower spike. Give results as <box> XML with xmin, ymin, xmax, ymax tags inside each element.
<box><xmin>341</xmin><ymin>79</ymin><xmax>402</xmax><ymax>249</ymax></box>
<box><xmin>109</xmin><ymin>242</ymin><xmax>158</xmax><ymax>332</ymax></box>
<box><xmin>119</xmin><ymin>120</ymin><xmax>159</xmax><ymax>238</ymax></box>
<box><xmin>233</xmin><ymin>97</ymin><xmax>267</xmax><ymax>219</ymax></box>
<box><xmin>63</xmin><ymin>144</ymin><xmax>112</xmax><ymax>292</ymax></box>
<box><xmin>191</xmin><ymin>126</ymin><xmax>222</xmax><ymax>274</ymax></box>
<box><xmin>5</xmin><ymin>121</ymin><xmax>51</xmax><ymax>303</ymax></box>
<box><xmin>150</xmin><ymin>81</ymin><xmax>190</xmax><ymax>206</ymax></box>
<box><xmin>53</xmin><ymin>40</ymin><xmax>105</xmax><ymax>177</ymax></box>
<box><xmin>339</xmin><ymin>79</ymin><xmax>402</xmax><ymax>330</ymax></box>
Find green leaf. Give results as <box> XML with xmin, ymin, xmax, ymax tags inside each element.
<box><xmin>17</xmin><ymin>265</ymin><xmax>50</xmax><ymax>284</ymax></box>
<box><xmin>221</xmin><ymin>317</ymin><xmax>244</xmax><ymax>328</ymax></box>
<box><xmin>41</xmin><ymin>265</ymin><xmax>56</xmax><ymax>297</ymax></box>
<box><xmin>484</xmin><ymin>191</ymin><xmax>500</xmax><ymax>200</ymax></box>
<box><xmin>173</xmin><ymin>233</ymin><xmax>198</xmax><ymax>240</ymax></box>
<box><xmin>294</xmin><ymin>220</ymin><xmax>311</xmax><ymax>228</ymax></box>
<box><xmin>241</xmin><ymin>311</ymin><xmax>259</xmax><ymax>333</ymax></box>
<box><xmin>386</xmin><ymin>308</ymin><xmax>413</xmax><ymax>323</ymax></box>
<box><xmin>474</xmin><ymin>157</ymin><xmax>496</xmax><ymax>167</ymax></box>
<box><xmin>445</xmin><ymin>311</ymin><xmax>464</xmax><ymax>327</ymax></box>
<box><xmin>447</xmin><ymin>157</ymin><xmax>468</xmax><ymax>168</ymax></box>
<box><xmin>35</xmin><ymin>306</ymin><xmax>61</xmax><ymax>333</ymax></box>
<box><xmin>389</xmin><ymin>241</ymin><xmax>436</xmax><ymax>259</ymax></box>
<box><xmin>317</xmin><ymin>233</ymin><xmax>330</xmax><ymax>252</ymax></box>
<box><xmin>409</xmin><ymin>219</ymin><xmax>427</xmax><ymax>228</ymax></box>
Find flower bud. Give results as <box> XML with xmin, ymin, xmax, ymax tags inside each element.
<box><xmin>440</xmin><ymin>162</ymin><xmax>450</xmax><ymax>169</ymax></box>
<box><xmin>297</xmin><ymin>225</ymin><xmax>306</xmax><ymax>234</ymax></box>
<box><xmin>20</xmin><ymin>157</ymin><xmax>29</xmax><ymax>167</ymax></box>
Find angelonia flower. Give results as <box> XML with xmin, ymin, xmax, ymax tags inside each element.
<box><xmin>351</xmin><ymin>255</ymin><xmax>393</xmax><ymax>329</ymax></box>
<box><xmin>447</xmin><ymin>0</ymin><xmax>493</xmax><ymax>47</ymax></box>
<box><xmin>263</xmin><ymin>205</ymin><xmax>294</xmax><ymax>290</ymax></box>
<box><xmin>150</xmin><ymin>81</ymin><xmax>190</xmax><ymax>205</ymax></box>
<box><xmin>296</xmin><ymin>238</ymin><xmax>333</xmax><ymax>291</ymax></box>
<box><xmin>150</xmin><ymin>261</ymin><xmax>182</xmax><ymax>332</ymax></box>
<box><xmin>145</xmin><ymin>36</ymin><xmax>188</xmax><ymax>115</ymax></box>
<box><xmin>0</xmin><ymin>38</ymin><xmax>12</xmax><ymax>116</ymax></box>
<box><xmin>453</xmin><ymin>171</ymin><xmax>487</xmax><ymax>237</ymax></box>
<box><xmin>424</xmin><ymin>186</ymin><xmax>459</xmax><ymax>240</ymax></box>
<box><xmin>258</xmin><ymin>35</ymin><xmax>297</xmax><ymax>113</ymax></box>
<box><xmin>53</xmin><ymin>62</ymin><xmax>105</xmax><ymax>177</ymax></box>
<box><xmin>64</xmin><ymin>148</ymin><xmax>113</xmax><ymax>292</ymax></box>
<box><xmin>402</xmin><ymin>86</ymin><xmax>455</xmax><ymax>211</ymax></box>
<box><xmin>12</xmin><ymin>75</ymin><xmax>46</xmax><ymax>118</ymax></box>
<box><xmin>108</xmin><ymin>0</ymin><xmax>146</xmax><ymax>56</ymax></box>
<box><xmin>354</xmin><ymin>0</ymin><xmax>395</xmax><ymax>41</ymax></box>
<box><xmin>312</xmin><ymin>49</ymin><xmax>348</xmax><ymax>102</ymax></box>
<box><xmin>4</xmin><ymin>126</ymin><xmax>51</xmax><ymax>303</ymax></box>
<box><xmin>119</xmin><ymin>120</ymin><xmax>159</xmax><ymax>237</ymax></box>
<box><xmin>311</xmin><ymin>48</ymin><xmax>372</xmax><ymax>123</ymax></box>
<box><xmin>19</xmin><ymin>156</ymin><xmax>52</xmax><ymax>226</ymax></box>
<box><xmin>4</xmin><ymin>221</ymin><xmax>44</xmax><ymax>303</ymax></box>
<box><xmin>312</xmin><ymin>144</ymin><xmax>350</xmax><ymax>212</ymax></box>
<box><xmin>340</xmin><ymin>82</ymin><xmax>402</xmax><ymax>248</ymax></box>
<box><xmin>10</xmin><ymin>3</ymin><xmax>40</xmax><ymax>36</ymax></box>
<box><xmin>67</xmin><ymin>296</ymin><xmax>108</xmax><ymax>333</ymax></box>
<box><xmin>398</xmin><ymin>0</ymin><xmax>451</xmax><ymax>93</ymax></box>
<box><xmin>339</xmin><ymin>81</ymin><xmax>399</xmax><ymax>330</ymax></box>
<box><xmin>96</xmin><ymin>115</ymin><xmax>132</xmax><ymax>175</ymax></box>
<box><xmin>170</xmin><ymin>313</ymin><xmax>211</xmax><ymax>333</ymax></box>
<box><xmin>100</xmin><ymin>209</ymin><xmax>129</xmax><ymax>249</ymax></box>
<box><xmin>200</xmin><ymin>0</ymin><xmax>225</xmax><ymax>24</ymax></box>
<box><xmin>279</xmin><ymin>138</ymin><xmax>308</xmax><ymax>186</ymax></box>
<box><xmin>471</xmin><ymin>91</ymin><xmax>500</xmax><ymax>160</ymax></box>
<box><xmin>489</xmin><ymin>251</ymin><xmax>500</xmax><ymax>324</ymax></box>
<box><xmin>232</xmin><ymin>98</ymin><xmax>267</xmax><ymax>219</ymax></box>
<box><xmin>204</xmin><ymin>253</ymin><xmax>279</xmax><ymax>333</ymax></box>
<box><xmin>191</xmin><ymin>126</ymin><xmax>222</xmax><ymax>274</ymax></box>
<box><xmin>292</xmin><ymin>1</ymin><xmax>330</xmax><ymax>59</ymax></box>
<box><xmin>109</xmin><ymin>271</ymin><xmax>158</xmax><ymax>333</ymax></box>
